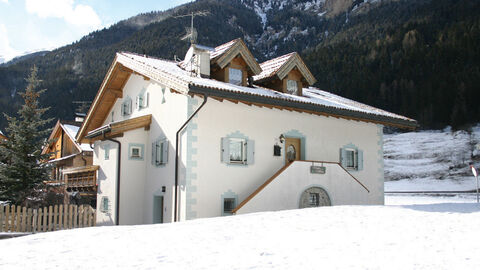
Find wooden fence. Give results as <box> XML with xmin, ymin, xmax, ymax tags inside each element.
<box><xmin>0</xmin><ymin>204</ymin><xmax>96</xmax><ymax>233</ymax></box>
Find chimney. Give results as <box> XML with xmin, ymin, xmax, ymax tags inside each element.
<box><xmin>182</xmin><ymin>44</ymin><xmax>211</xmax><ymax>78</ymax></box>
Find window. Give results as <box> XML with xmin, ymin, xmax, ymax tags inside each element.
<box><xmin>121</xmin><ymin>98</ymin><xmax>132</xmax><ymax>116</ymax></box>
<box><xmin>131</xmin><ymin>147</ymin><xmax>140</xmax><ymax>158</ymax></box>
<box><xmin>229</xmin><ymin>138</ymin><xmax>246</xmax><ymax>163</ymax></box>
<box><xmin>223</xmin><ymin>198</ymin><xmax>236</xmax><ymax>215</ymax></box>
<box><xmin>309</xmin><ymin>193</ymin><xmax>320</xmax><ymax>207</ymax></box>
<box><xmin>136</xmin><ymin>92</ymin><xmax>149</xmax><ymax>110</ymax></box>
<box><xmin>286</xmin><ymin>80</ymin><xmax>298</xmax><ymax>95</ymax></box>
<box><xmin>104</xmin><ymin>144</ymin><xmax>110</xmax><ymax>160</ymax></box>
<box><xmin>100</xmin><ymin>196</ymin><xmax>109</xmax><ymax>213</ymax></box>
<box><xmin>152</xmin><ymin>139</ymin><xmax>168</xmax><ymax>166</ymax></box>
<box><xmin>345</xmin><ymin>149</ymin><xmax>356</xmax><ymax>169</ymax></box>
<box><xmin>229</xmin><ymin>68</ymin><xmax>242</xmax><ymax>85</ymax></box>
<box><xmin>128</xmin><ymin>143</ymin><xmax>144</xmax><ymax>160</ymax></box>
<box><xmin>340</xmin><ymin>145</ymin><xmax>363</xmax><ymax>171</ymax></box>
<box><xmin>221</xmin><ymin>137</ymin><xmax>255</xmax><ymax>165</ymax></box>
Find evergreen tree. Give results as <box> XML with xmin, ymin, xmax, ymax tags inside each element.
<box><xmin>0</xmin><ymin>66</ymin><xmax>53</xmax><ymax>205</ymax></box>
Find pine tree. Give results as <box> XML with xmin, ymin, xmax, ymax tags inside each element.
<box><xmin>0</xmin><ymin>66</ymin><xmax>53</xmax><ymax>205</ymax></box>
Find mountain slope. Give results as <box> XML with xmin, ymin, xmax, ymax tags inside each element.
<box><xmin>0</xmin><ymin>0</ymin><xmax>479</xmax><ymax>130</ymax></box>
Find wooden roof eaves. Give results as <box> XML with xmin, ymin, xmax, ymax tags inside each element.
<box><xmin>277</xmin><ymin>53</ymin><xmax>316</xmax><ymax>85</ymax></box>
<box><xmin>86</xmin><ymin>114</ymin><xmax>152</xmax><ymax>141</ymax></box>
<box><xmin>188</xmin><ymin>85</ymin><xmax>418</xmax><ymax>130</ymax></box>
<box><xmin>215</xmin><ymin>40</ymin><xmax>262</xmax><ymax>75</ymax></box>
<box><xmin>41</xmin><ymin>120</ymin><xmax>62</xmax><ymax>155</ymax></box>
<box><xmin>76</xmin><ymin>54</ymin><xmax>121</xmax><ymax>143</ymax></box>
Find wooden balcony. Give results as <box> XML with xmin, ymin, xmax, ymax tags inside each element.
<box><xmin>63</xmin><ymin>165</ymin><xmax>99</xmax><ymax>192</ymax></box>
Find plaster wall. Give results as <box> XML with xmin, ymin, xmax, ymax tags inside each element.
<box><xmin>186</xmin><ymin>97</ymin><xmax>384</xmax><ymax>219</ymax></box>
<box><xmin>94</xmin><ymin>74</ymin><xmax>189</xmax><ymax>225</ymax></box>
<box><xmin>235</xmin><ymin>161</ymin><xmax>370</xmax><ymax>214</ymax></box>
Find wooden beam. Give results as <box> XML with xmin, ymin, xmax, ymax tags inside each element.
<box><xmin>107</xmin><ymin>88</ymin><xmax>123</xmax><ymax>98</ymax></box>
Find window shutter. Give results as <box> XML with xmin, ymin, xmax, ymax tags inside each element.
<box><xmin>136</xmin><ymin>96</ymin><xmax>141</xmax><ymax>110</ymax></box>
<box><xmin>121</xmin><ymin>103</ymin><xmax>125</xmax><ymax>116</ymax></box>
<box><xmin>357</xmin><ymin>149</ymin><xmax>364</xmax><ymax>171</ymax></box>
<box><xmin>339</xmin><ymin>148</ymin><xmax>347</xmax><ymax>167</ymax></box>
<box><xmin>145</xmin><ymin>92</ymin><xmax>149</xmax><ymax>107</ymax></box>
<box><xmin>246</xmin><ymin>140</ymin><xmax>255</xmax><ymax>164</ymax></box>
<box><xmin>128</xmin><ymin>99</ymin><xmax>132</xmax><ymax>114</ymax></box>
<box><xmin>162</xmin><ymin>139</ymin><xmax>169</xmax><ymax>164</ymax></box>
<box><xmin>221</xmin><ymin>137</ymin><xmax>230</xmax><ymax>163</ymax></box>
<box><xmin>151</xmin><ymin>142</ymin><xmax>155</xmax><ymax>165</ymax></box>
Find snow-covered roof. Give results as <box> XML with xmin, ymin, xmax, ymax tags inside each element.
<box><xmin>210</xmin><ymin>39</ymin><xmax>237</xmax><ymax>60</ymax></box>
<box><xmin>117</xmin><ymin>52</ymin><xmax>415</xmax><ymax>127</ymax></box>
<box><xmin>253</xmin><ymin>52</ymin><xmax>295</xmax><ymax>81</ymax></box>
<box><xmin>63</xmin><ymin>124</ymin><xmax>91</xmax><ymax>151</ymax></box>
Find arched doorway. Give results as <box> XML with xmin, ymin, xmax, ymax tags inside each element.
<box><xmin>299</xmin><ymin>187</ymin><xmax>331</xmax><ymax>208</ymax></box>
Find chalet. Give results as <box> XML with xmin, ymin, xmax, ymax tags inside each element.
<box><xmin>76</xmin><ymin>38</ymin><xmax>416</xmax><ymax>225</ymax></box>
<box><xmin>42</xmin><ymin>120</ymin><xmax>96</xmax><ymax>205</ymax></box>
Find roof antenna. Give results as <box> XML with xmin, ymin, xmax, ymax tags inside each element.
<box><xmin>174</xmin><ymin>10</ymin><xmax>209</xmax><ymax>45</ymax></box>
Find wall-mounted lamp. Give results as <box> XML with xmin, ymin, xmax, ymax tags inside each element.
<box><xmin>279</xmin><ymin>134</ymin><xmax>285</xmax><ymax>143</ymax></box>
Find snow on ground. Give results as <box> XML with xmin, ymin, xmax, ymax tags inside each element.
<box><xmin>384</xmin><ymin>125</ymin><xmax>480</xmax><ymax>191</ymax></box>
<box><xmin>1</xmin><ymin>196</ymin><xmax>480</xmax><ymax>270</ymax></box>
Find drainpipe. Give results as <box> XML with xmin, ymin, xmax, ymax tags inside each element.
<box><xmin>104</xmin><ymin>133</ymin><xmax>122</xmax><ymax>226</ymax></box>
<box><xmin>174</xmin><ymin>94</ymin><xmax>208</xmax><ymax>222</ymax></box>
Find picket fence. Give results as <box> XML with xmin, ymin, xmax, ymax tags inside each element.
<box><xmin>0</xmin><ymin>204</ymin><xmax>96</xmax><ymax>233</ymax></box>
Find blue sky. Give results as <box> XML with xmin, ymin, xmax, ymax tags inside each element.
<box><xmin>0</xmin><ymin>0</ymin><xmax>192</xmax><ymax>62</ymax></box>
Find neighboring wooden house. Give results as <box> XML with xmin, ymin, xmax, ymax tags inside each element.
<box><xmin>43</xmin><ymin>120</ymin><xmax>97</xmax><ymax>205</ymax></box>
<box><xmin>0</xmin><ymin>130</ymin><xmax>6</xmax><ymax>141</ymax></box>
<box><xmin>76</xmin><ymin>38</ymin><xmax>417</xmax><ymax>226</ymax></box>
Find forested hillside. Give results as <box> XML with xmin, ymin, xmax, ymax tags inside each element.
<box><xmin>0</xmin><ymin>0</ymin><xmax>479</xmax><ymax>130</ymax></box>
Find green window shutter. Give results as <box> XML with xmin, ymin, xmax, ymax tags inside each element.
<box><xmin>162</xmin><ymin>139</ymin><xmax>169</xmax><ymax>164</ymax></box>
<box><xmin>357</xmin><ymin>149</ymin><xmax>364</xmax><ymax>171</ymax></box>
<box><xmin>121</xmin><ymin>103</ymin><xmax>125</xmax><ymax>116</ymax></box>
<box><xmin>151</xmin><ymin>142</ymin><xmax>155</xmax><ymax>165</ymax></box>
<box><xmin>246</xmin><ymin>139</ymin><xmax>255</xmax><ymax>164</ymax></box>
<box><xmin>339</xmin><ymin>148</ymin><xmax>347</xmax><ymax>167</ymax></box>
<box><xmin>221</xmin><ymin>137</ymin><xmax>230</xmax><ymax>163</ymax></box>
<box><xmin>128</xmin><ymin>99</ymin><xmax>132</xmax><ymax>114</ymax></box>
<box><xmin>136</xmin><ymin>95</ymin><xmax>141</xmax><ymax>110</ymax></box>
<box><xmin>104</xmin><ymin>145</ymin><xmax>110</xmax><ymax>160</ymax></box>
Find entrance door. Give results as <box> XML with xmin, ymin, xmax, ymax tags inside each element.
<box><xmin>153</xmin><ymin>195</ymin><xmax>164</xmax><ymax>223</ymax></box>
<box><xmin>285</xmin><ymin>137</ymin><xmax>301</xmax><ymax>163</ymax></box>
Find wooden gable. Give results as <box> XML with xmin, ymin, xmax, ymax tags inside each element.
<box><xmin>254</xmin><ymin>52</ymin><xmax>316</xmax><ymax>95</ymax></box>
<box><xmin>42</xmin><ymin>120</ymin><xmax>84</xmax><ymax>159</ymax></box>
<box><xmin>77</xmin><ymin>57</ymin><xmax>133</xmax><ymax>143</ymax></box>
<box><xmin>210</xmin><ymin>39</ymin><xmax>261</xmax><ymax>86</ymax></box>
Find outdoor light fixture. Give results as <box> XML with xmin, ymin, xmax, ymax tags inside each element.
<box><xmin>279</xmin><ymin>134</ymin><xmax>285</xmax><ymax>143</ymax></box>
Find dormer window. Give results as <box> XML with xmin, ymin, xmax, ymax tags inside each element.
<box><xmin>287</xmin><ymin>80</ymin><xmax>298</xmax><ymax>95</ymax></box>
<box><xmin>229</xmin><ymin>68</ymin><xmax>243</xmax><ymax>86</ymax></box>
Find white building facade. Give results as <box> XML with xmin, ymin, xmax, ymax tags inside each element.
<box><xmin>77</xmin><ymin>39</ymin><xmax>416</xmax><ymax>225</ymax></box>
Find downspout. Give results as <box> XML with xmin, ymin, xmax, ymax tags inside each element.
<box><xmin>103</xmin><ymin>133</ymin><xmax>122</xmax><ymax>226</ymax></box>
<box><xmin>174</xmin><ymin>94</ymin><xmax>208</xmax><ymax>222</ymax></box>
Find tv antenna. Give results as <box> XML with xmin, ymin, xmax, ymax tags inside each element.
<box><xmin>174</xmin><ymin>10</ymin><xmax>209</xmax><ymax>44</ymax></box>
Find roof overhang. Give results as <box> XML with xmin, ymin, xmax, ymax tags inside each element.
<box><xmin>77</xmin><ymin>53</ymin><xmax>190</xmax><ymax>143</ymax></box>
<box><xmin>85</xmin><ymin>114</ymin><xmax>152</xmax><ymax>142</ymax></box>
<box><xmin>188</xmin><ymin>85</ymin><xmax>417</xmax><ymax>129</ymax></box>
<box><xmin>213</xmin><ymin>39</ymin><xmax>262</xmax><ymax>75</ymax></box>
<box><xmin>63</xmin><ymin>165</ymin><xmax>100</xmax><ymax>175</ymax></box>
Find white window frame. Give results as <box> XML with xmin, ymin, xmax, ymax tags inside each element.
<box><xmin>229</xmin><ymin>68</ymin><xmax>243</xmax><ymax>86</ymax></box>
<box><xmin>286</xmin><ymin>79</ymin><xmax>298</xmax><ymax>95</ymax></box>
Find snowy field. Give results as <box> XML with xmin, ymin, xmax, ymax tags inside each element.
<box><xmin>1</xmin><ymin>194</ymin><xmax>479</xmax><ymax>270</ymax></box>
<box><xmin>384</xmin><ymin>126</ymin><xmax>480</xmax><ymax>192</ymax></box>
